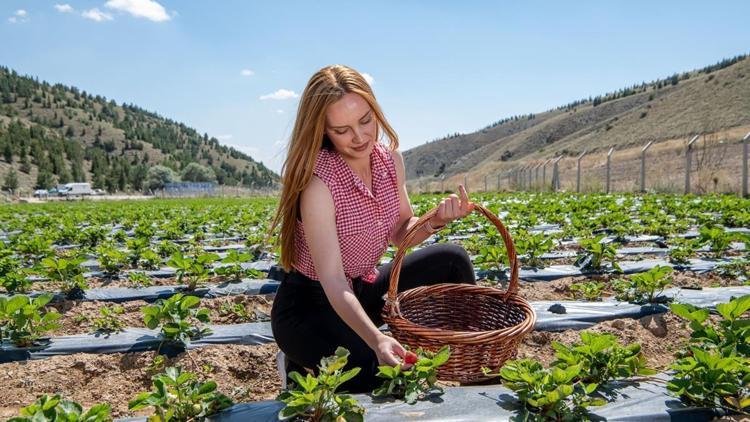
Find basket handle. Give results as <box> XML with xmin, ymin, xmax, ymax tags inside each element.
<box><xmin>385</xmin><ymin>203</ymin><xmax>520</xmax><ymax>316</ymax></box>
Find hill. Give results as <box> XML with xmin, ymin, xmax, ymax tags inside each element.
<box><xmin>0</xmin><ymin>66</ymin><xmax>278</xmax><ymax>193</ymax></box>
<box><xmin>403</xmin><ymin>54</ymin><xmax>750</xmax><ymax>189</ymax></box>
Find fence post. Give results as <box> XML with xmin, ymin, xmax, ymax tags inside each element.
<box><xmin>497</xmin><ymin>173</ymin><xmax>501</xmax><ymax>191</ymax></box>
<box><xmin>576</xmin><ymin>150</ymin><xmax>587</xmax><ymax>193</ymax></box>
<box><xmin>685</xmin><ymin>135</ymin><xmax>700</xmax><ymax>194</ymax></box>
<box><xmin>552</xmin><ymin>156</ymin><xmax>562</xmax><ymax>192</ymax></box>
<box><xmin>640</xmin><ymin>141</ymin><xmax>653</xmax><ymax>193</ymax></box>
<box><xmin>542</xmin><ymin>159</ymin><xmax>550</xmax><ymax>189</ymax></box>
<box><xmin>464</xmin><ymin>174</ymin><xmax>468</xmax><ymax>191</ymax></box>
<box><xmin>484</xmin><ymin>175</ymin><xmax>487</xmax><ymax>192</ymax></box>
<box><xmin>606</xmin><ymin>147</ymin><xmax>614</xmax><ymax>193</ymax></box>
<box><xmin>743</xmin><ymin>131</ymin><xmax>750</xmax><ymax>197</ymax></box>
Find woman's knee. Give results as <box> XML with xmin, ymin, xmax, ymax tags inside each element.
<box><xmin>438</xmin><ymin>243</ymin><xmax>475</xmax><ymax>283</ymax></box>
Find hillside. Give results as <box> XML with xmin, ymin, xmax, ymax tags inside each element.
<box><xmin>403</xmin><ymin>54</ymin><xmax>750</xmax><ymax>185</ymax></box>
<box><xmin>0</xmin><ymin>66</ymin><xmax>278</xmax><ymax>193</ymax></box>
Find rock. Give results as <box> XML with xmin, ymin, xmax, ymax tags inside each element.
<box><xmin>639</xmin><ymin>314</ymin><xmax>667</xmax><ymax>337</ymax></box>
<box><xmin>547</xmin><ymin>303</ymin><xmax>567</xmax><ymax>314</ymax></box>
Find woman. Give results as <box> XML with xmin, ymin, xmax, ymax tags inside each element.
<box><xmin>269</xmin><ymin>64</ymin><xmax>476</xmax><ymax>393</ymax></box>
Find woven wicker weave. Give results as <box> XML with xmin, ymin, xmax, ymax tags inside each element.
<box><xmin>382</xmin><ymin>203</ymin><xmax>536</xmax><ymax>383</ymax></box>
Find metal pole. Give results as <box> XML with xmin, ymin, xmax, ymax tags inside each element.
<box><xmin>552</xmin><ymin>156</ymin><xmax>562</xmax><ymax>192</ymax></box>
<box><xmin>743</xmin><ymin>131</ymin><xmax>750</xmax><ymax>197</ymax></box>
<box><xmin>576</xmin><ymin>150</ymin><xmax>587</xmax><ymax>193</ymax></box>
<box><xmin>685</xmin><ymin>135</ymin><xmax>700</xmax><ymax>194</ymax></box>
<box><xmin>640</xmin><ymin>141</ymin><xmax>653</xmax><ymax>193</ymax></box>
<box><xmin>527</xmin><ymin>166</ymin><xmax>533</xmax><ymax>189</ymax></box>
<box><xmin>606</xmin><ymin>147</ymin><xmax>614</xmax><ymax>194</ymax></box>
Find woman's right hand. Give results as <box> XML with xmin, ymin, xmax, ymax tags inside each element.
<box><xmin>373</xmin><ymin>333</ymin><xmax>408</xmax><ymax>367</ymax></box>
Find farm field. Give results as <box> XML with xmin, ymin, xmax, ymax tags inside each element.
<box><xmin>1</xmin><ymin>194</ymin><xmax>749</xmax><ymax>421</ymax></box>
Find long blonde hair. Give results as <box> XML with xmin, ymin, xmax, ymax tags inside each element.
<box><xmin>268</xmin><ymin>64</ymin><xmax>400</xmax><ymax>271</ymax></box>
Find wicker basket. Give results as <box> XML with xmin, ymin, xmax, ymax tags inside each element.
<box><xmin>381</xmin><ymin>203</ymin><xmax>536</xmax><ymax>383</ymax></box>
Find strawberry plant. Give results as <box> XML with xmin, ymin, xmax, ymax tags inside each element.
<box><xmin>0</xmin><ymin>294</ymin><xmax>61</xmax><ymax>347</ymax></box>
<box><xmin>95</xmin><ymin>244</ymin><xmax>128</xmax><ymax>279</ymax></box>
<box><xmin>129</xmin><ymin>366</ymin><xmax>233</xmax><ymax>421</ymax></box>
<box><xmin>373</xmin><ymin>346</ymin><xmax>450</xmax><ymax>404</ymax></box>
<box><xmin>8</xmin><ymin>394</ymin><xmax>111</xmax><ymax>422</ymax></box>
<box><xmin>141</xmin><ymin>293</ymin><xmax>212</xmax><ymax>346</ymax></box>
<box><xmin>612</xmin><ymin>265</ymin><xmax>673</xmax><ymax>304</ymax></box>
<box><xmin>91</xmin><ymin>304</ymin><xmax>125</xmax><ymax>333</ymax></box>
<box><xmin>277</xmin><ymin>347</ymin><xmax>365</xmax><ymax>422</ymax></box>
<box><xmin>577</xmin><ymin>235</ymin><xmax>621</xmax><ymax>272</ymax></box>
<box><xmin>217</xmin><ymin>300</ymin><xmax>255</xmax><ymax>323</ymax></box>
<box><xmin>167</xmin><ymin>251</ymin><xmax>219</xmax><ymax>290</ymax></box>
<box><xmin>698</xmin><ymin>226</ymin><xmax>749</xmax><ymax>258</ymax></box>
<box><xmin>0</xmin><ymin>256</ymin><xmax>33</xmax><ymax>294</ymax></box>
<box><xmin>552</xmin><ymin>332</ymin><xmax>654</xmax><ymax>386</ymax></box>
<box><xmin>514</xmin><ymin>230</ymin><xmax>555</xmax><ymax>268</ymax></box>
<box><xmin>488</xmin><ymin>359</ymin><xmax>604</xmax><ymax>421</ymax></box>
<box><xmin>474</xmin><ymin>244</ymin><xmax>508</xmax><ymax>281</ymax></box>
<box><xmin>39</xmin><ymin>256</ymin><xmax>88</xmax><ymax>297</ymax></box>
<box><xmin>667</xmin><ymin>238</ymin><xmax>697</xmax><ymax>265</ymax></box>
<box><xmin>127</xmin><ymin>271</ymin><xmax>154</xmax><ymax>287</ymax></box>
<box><xmin>668</xmin><ymin>295</ymin><xmax>750</xmax><ymax>413</ymax></box>
<box><xmin>569</xmin><ymin>281</ymin><xmax>605</xmax><ymax>301</ymax></box>
<box><xmin>213</xmin><ymin>250</ymin><xmax>253</xmax><ymax>282</ymax></box>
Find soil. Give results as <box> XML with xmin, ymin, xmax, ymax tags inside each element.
<box><xmin>0</xmin><ymin>343</ymin><xmax>281</xmax><ymax>419</ymax></box>
<box><xmin>47</xmin><ymin>294</ymin><xmax>274</xmax><ymax>336</ymax></box>
<box><xmin>516</xmin><ymin>311</ymin><xmax>694</xmax><ymax>371</ymax></box>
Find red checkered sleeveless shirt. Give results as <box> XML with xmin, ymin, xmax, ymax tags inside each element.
<box><xmin>293</xmin><ymin>142</ymin><xmax>400</xmax><ymax>285</ymax></box>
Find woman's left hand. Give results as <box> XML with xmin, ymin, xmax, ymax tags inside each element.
<box><xmin>432</xmin><ymin>184</ymin><xmax>474</xmax><ymax>227</ymax></box>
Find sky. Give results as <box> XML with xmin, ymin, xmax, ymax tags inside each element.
<box><xmin>2</xmin><ymin>1</ymin><xmax>749</xmax><ymax>174</ymax></box>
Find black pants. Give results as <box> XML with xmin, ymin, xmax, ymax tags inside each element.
<box><xmin>271</xmin><ymin>243</ymin><xmax>476</xmax><ymax>393</ymax></box>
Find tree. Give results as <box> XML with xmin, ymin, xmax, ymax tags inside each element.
<box><xmin>35</xmin><ymin>169</ymin><xmax>55</xmax><ymax>189</ymax></box>
<box><xmin>3</xmin><ymin>143</ymin><xmax>12</xmax><ymax>163</ymax></box>
<box><xmin>3</xmin><ymin>168</ymin><xmax>18</xmax><ymax>192</ymax></box>
<box><xmin>146</xmin><ymin>165</ymin><xmax>178</xmax><ymax>191</ymax></box>
<box><xmin>180</xmin><ymin>162</ymin><xmax>216</xmax><ymax>183</ymax></box>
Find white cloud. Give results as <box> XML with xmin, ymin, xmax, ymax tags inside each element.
<box><xmin>215</xmin><ymin>134</ymin><xmax>233</xmax><ymax>141</ymax></box>
<box><xmin>240</xmin><ymin>69</ymin><xmax>255</xmax><ymax>77</ymax></box>
<box><xmin>8</xmin><ymin>9</ymin><xmax>29</xmax><ymax>23</ymax></box>
<box><xmin>259</xmin><ymin>89</ymin><xmax>299</xmax><ymax>101</ymax></box>
<box><xmin>105</xmin><ymin>0</ymin><xmax>170</xmax><ymax>22</ymax></box>
<box><xmin>54</xmin><ymin>4</ymin><xmax>74</xmax><ymax>13</ymax></box>
<box><xmin>82</xmin><ymin>8</ymin><xmax>113</xmax><ymax>21</ymax></box>
<box><xmin>361</xmin><ymin>72</ymin><xmax>375</xmax><ymax>85</ymax></box>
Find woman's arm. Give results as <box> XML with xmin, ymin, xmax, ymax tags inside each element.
<box><xmin>300</xmin><ymin>175</ymin><xmax>405</xmax><ymax>366</ymax></box>
<box><xmin>389</xmin><ymin>150</ymin><xmax>473</xmax><ymax>249</ymax></box>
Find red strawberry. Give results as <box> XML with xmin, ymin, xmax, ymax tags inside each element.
<box><xmin>404</xmin><ymin>351</ymin><xmax>418</xmax><ymax>365</ymax></box>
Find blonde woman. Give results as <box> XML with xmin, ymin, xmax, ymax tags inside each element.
<box><xmin>269</xmin><ymin>64</ymin><xmax>476</xmax><ymax>392</ymax></box>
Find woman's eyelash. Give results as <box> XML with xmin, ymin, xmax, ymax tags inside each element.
<box><xmin>333</xmin><ymin>118</ymin><xmax>371</xmax><ymax>134</ymax></box>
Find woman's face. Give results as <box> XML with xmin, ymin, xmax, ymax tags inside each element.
<box><xmin>325</xmin><ymin>92</ymin><xmax>377</xmax><ymax>161</ymax></box>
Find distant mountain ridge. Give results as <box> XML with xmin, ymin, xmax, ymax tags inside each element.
<box><xmin>0</xmin><ymin>66</ymin><xmax>278</xmax><ymax>192</ymax></box>
<box><xmin>403</xmin><ymin>54</ymin><xmax>750</xmax><ymax>181</ymax></box>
